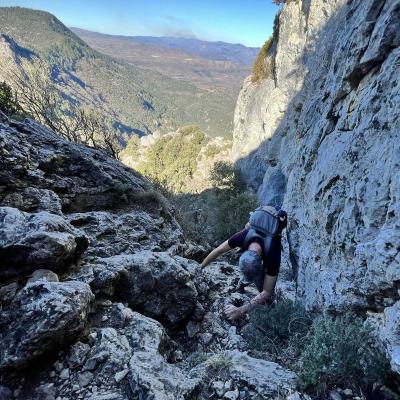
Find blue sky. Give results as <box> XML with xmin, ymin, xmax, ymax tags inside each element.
<box><xmin>0</xmin><ymin>0</ymin><xmax>280</xmax><ymax>47</ymax></box>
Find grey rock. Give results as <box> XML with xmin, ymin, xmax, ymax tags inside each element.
<box><xmin>224</xmin><ymin>379</ymin><xmax>233</xmax><ymax>391</ymax></box>
<box><xmin>212</xmin><ymin>380</ymin><xmax>225</xmax><ymax>397</ymax></box>
<box><xmin>224</xmin><ymin>388</ymin><xmax>239</xmax><ymax>400</ymax></box>
<box><xmin>68</xmin><ymin>341</ymin><xmax>91</xmax><ymax>369</ymax></box>
<box><xmin>0</xmin><ymin>282</ymin><xmax>18</xmax><ymax>305</ymax></box>
<box><xmin>89</xmin><ymin>251</ymin><xmax>198</xmax><ymax>326</ymax></box>
<box><xmin>68</xmin><ymin>210</ymin><xmax>184</xmax><ymax>258</ymax></box>
<box><xmin>114</xmin><ymin>369</ymin><xmax>128</xmax><ymax>383</ymax></box>
<box><xmin>83</xmin><ymin>328</ymin><xmax>132</xmax><ymax>374</ymax></box>
<box><xmin>123</xmin><ymin>312</ymin><xmax>170</xmax><ymax>353</ymax></box>
<box><xmin>2</xmin><ymin>187</ymin><xmax>62</xmax><ymax>215</ymax></box>
<box><xmin>343</xmin><ymin>389</ymin><xmax>353</xmax><ymax>397</ymax></box>
<box><xmin>330</xmin><ymin>391</ymin><xmax>343</xmax><ymax>400</ymax></box>
<box><xmin>35</xmin><ymin>383</ymin><xmax>56</xmax><ymax>400</ymax></box>
<box><xmin>59</xmin><ymin>368</ymin><xmax>70</xmax><ymax>380</ymax></box>
<box><xmin>54</xmin><ymin>361</ymin><xmax>63</xmax><ymax>373</ymax></box>
<box><xmin>0</xmin><ymin>280</ymin><xmax>94</xmax><ymax>370</ymax></box>
<box><xmin>78</xmin><ymin>371</ymin><xmax>93</xmax><ymax>387</ymax></box>
<box><xmin>190</xmin><ymin>350</ymin><xmax>297</xmax><ymax>398</ymax></box>
<box><xmin>369</xmin><ymin>300</ymin><xmax>400</xmax><ymax>373</ymax></box>
<box><xmin>0</xmin><ymin>117</ymin><xmax>148</xmax><ymax>214</ymax></box>
<box><xmin>129</xmin><ymin>351</ymin><xmax>201</xmax><ymax>400</ymax></box>
<box><xmin>233</xmin><ymin>0</ymin><xmax>400</xmax><ymax>369</ymax></box>
<box><xmin>286</xmin><ymin>393</ymin><xmax>312</xmax><ymax>400</ymax></box>
<box><xmin>27</xmin><ymin>269</ymin><xmax>59</xmax><ymax>284</ymax></box>
<box><xmin>186</xmin><ymin>320</ymin><xmax>200</xmax><ymax>338</ymax></box>
<box><xmin>0</xmin><ymin>207</ymin><xmax>88</xmax><ymax>280</ymax></box>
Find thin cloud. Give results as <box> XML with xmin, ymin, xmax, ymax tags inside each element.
<box><xmin>147</xmin><ymin>15</ymin><xmax>200</xmax><ymax>39</ymax></box>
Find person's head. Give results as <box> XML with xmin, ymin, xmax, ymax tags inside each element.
<box><xmin>239</xmin><ymin>249</ymin><xmax>263</xmax><ymax>284</ymax></box>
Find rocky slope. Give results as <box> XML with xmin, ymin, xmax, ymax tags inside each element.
<box><xmin>233</xmin><ymin>0</ymin><xmax>399</xmax><ymax>372</ymax></box>
<box><xmin>0</xmin><ymin>112</ymin><xmax>303</xmax><ymax>399</ymax></box>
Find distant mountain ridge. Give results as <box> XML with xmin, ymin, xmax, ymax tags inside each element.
<box><xmin>71</xmin><ymin>28</ymin><xmax>259</xmax><ymax>66</ymax></box>
<box><xmin>92</xmin><ymin>34</ymin><xmax>259</xmax><ymax>66</ymax></box>
<box><xmin>71</xmin><ymin>28</ymin><xmax>252</xmax><ymax>91</ymax></box>
<box><xmin>0</xmin><ymin>7</ymin><xmax>240</xmax><ymax>138</ymax></box>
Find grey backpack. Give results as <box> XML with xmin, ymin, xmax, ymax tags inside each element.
<box><xmin>243</xmin><ymin>205</ymin><xmax>287</xmax><ymax>251</ymax></box>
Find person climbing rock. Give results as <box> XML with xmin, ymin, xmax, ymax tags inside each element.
<box><xmin>200</xmin><ymin>205</ymin><xmax>287</xmax><ymax>321</ymax></box>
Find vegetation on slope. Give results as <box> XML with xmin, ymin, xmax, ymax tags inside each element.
<box><xmin>244</xmin><ymin>300</ymin><xmax>391</xmax><ymax>397</ymax></box>
<box><xmin>121</xmin><ymin>127</ymin><xmax>257</xmax><ymax>244</ymax></box>
<box><xmin>0</xmin><ymin>7</ymin><xmax>236</xmax><ymax>138</ymax></box>
<box><xmin>252</xmin><ymin>37</ymin><xmax>275</xmax><ymax>83</ymax></box>
<box><xmin>135</xmin><ymin>126</ymin><xmax>207</xmax><ymax>193</ymax></box>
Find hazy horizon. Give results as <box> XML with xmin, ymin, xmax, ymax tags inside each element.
<box><xmin>0</xmin><ymin>0</ymin><xmax>279</xmax><ymax>47</ymax></box>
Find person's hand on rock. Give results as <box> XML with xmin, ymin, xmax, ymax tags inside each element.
<box><xmin>224</xmin><ymin>304</ymin><xmax>244</xmax><ymax>321</ymax></box>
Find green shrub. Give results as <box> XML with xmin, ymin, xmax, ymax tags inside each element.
<box><xmin>138</xmin><ymin>126</ymin><xmax>207</xmax><ymax>193</ymax></box>
<box><xmin>295</xmin><ymin>314</ymin><xmax>391</xmax><ymax>394</ymax></box>
<box><xmin>252</xmin><ymin>37</ymin><xmax>275</xmax><ymax>83</ymax></box>
<box><xmin>213</xmin><ymin>190</ymin><xmax>258</xmax><ymax>241</ymax></box>
<box><xmin>165</xmin><ymin>161</ymin><xmax>257</xmax><ymax>244</ymax></box>
<box><xmin>0</xmin><ymin>81</ymin><xmax>24</xmax><ymax>117</ymax></box>
<box><xmin>205</xmin><ymin>353</ymin><xmax>232</xmax><ymax>371</ymax></box>
<box><xmin>204</xmin><ymin>144</ymin><xmax>220</xmax><ymax>159</ymax></box>
<box><xmin>209</xmin><ymin>161</ymin><xmax>245</xmax><ymax>192</ymax></box>
<box><xmin>120</xmin><ymin>134</ymin><xmax>140</xmax><ymax>160</ymax></box>
<box><xmin>243</xmin><ymin>300</ymin><xmax>313</xmax><ymax>365</ymax></box>
<box><xmin>243</xmin><ymin>302</ymin><xmax>390</xmax><ymax>396</ymax></box>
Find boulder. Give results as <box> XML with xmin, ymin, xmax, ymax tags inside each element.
<box><xmin>190</xmin><ymin>350</ymin><xmax>297</xmax><ymax>398</ymax></box>
<box><xmin>88</xmin><ymin>251</ymin><xmax>198</xmax><ymax>326</ymax></box>
<box><xmin>2</xmin><ymin>187</ymin><xmax>62</xmax><ymax>215</ymax></box>
<box><xmin>0</xmin><ymin>280</ymin><xmax>94</xmax><ymax>370</ymax></box>
<box><xmin>68</xmin><ymin>210</ymin><xmax>183</xmax><ymax>258</ymax></box>
<box><xmin>0</xmin><ymin>118</ymin><xmax>148</xmax><ymax>213</ymax></box>
<box><xmin>0</xmin><ymin>207</ymin><xmax>88</xmax><ymax>280</ymax></box>
<box><xmin>124</xmin><ymin>311</ymin><xmax>171</xmax><ymax>353</ymax></box>
<box><xmin>129</xmin><ymin>351</ymin><xmax>201</xmax><ymax>400</ymax></box>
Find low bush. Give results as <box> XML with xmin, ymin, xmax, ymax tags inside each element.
<box><xmin>296</xmin><ymin>314</ymin><xmax>391</xmax><ymax>394</ymax></box>
<box><xmin>243</xmin><ymin>299</ymin><xmax>313</xmax><ymax>366</ymax></box>
<box><xmin>244</xmin><ymin>301</ymin><xmax>391</xmax><ymax>396</ymax></box>
<box><xmin>209</xmin><ymin>161</ymin><xmax>245</xmax><ymax>192</ymax></box>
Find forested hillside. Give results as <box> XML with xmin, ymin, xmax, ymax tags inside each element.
<box><xmin>0</xmin><ymin>7</ymin><xmax>237</xmax><ymax>138</ymax></box>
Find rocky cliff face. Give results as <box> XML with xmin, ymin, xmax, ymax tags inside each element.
<box><xmin>0</xmin><ymin>112</ymin><xmax>302</xmax><ymax>399</ymax></box>
<box><xmin>233</xmin><ymin>0</ymin><xmax>399</xmax><ymax>371</ymax></box>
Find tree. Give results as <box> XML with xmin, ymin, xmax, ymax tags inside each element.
<box><xmin>0</xmin><ymin>81</ymin><xmax>24</xmax><ymax>117</ymax></box>
<box><xmin>209</xmin><ymin>161</ymin><xmax>245</xmax><ymax>192</ymax></box>
<box><xmin>3</xmin><ymin>58</ymin><xmax>121</xmax><ymax>158</ymax></box>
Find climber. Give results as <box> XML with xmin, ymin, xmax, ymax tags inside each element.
<box><xmin>200</xmin><ymin>205</ymin><xmax>287</xmax><ymax>322</ymax></box>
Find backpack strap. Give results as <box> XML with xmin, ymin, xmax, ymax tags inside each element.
<box><xmin>243</xmin><ymin>228</ymin><xmax>267</xmax><ymax>250</ymax></box>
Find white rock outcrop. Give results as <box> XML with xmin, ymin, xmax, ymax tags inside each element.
<box><xmin>233</xmin><ymin>0</ymin><xmax>399</xmax><ymax>367</ymax></box>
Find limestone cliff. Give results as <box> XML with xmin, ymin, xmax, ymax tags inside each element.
<box><xmin>233</xmin><ymin>0</ymin><xmax>399</xmax><ymax>370</ymax></box>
